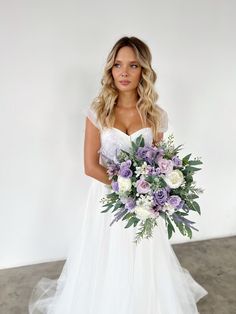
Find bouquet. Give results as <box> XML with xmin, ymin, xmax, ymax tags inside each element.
<box><xmin>100</xmin><ymin>134</ymin><xmax>204</xmax><ymax>244</ymax></box>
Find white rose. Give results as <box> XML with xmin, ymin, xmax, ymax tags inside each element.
<box><xmin>117</xmin><ymin>176</ymin><xmax>132</xmax><ymax>194</ymax></box>
<box><xmin>134</xmin><ymin>205</ymin><xmax>155</xmax><ymax>221</ymax></box>
<box><xmin>163</xmin><ymin>169</ymin><xmax>184</xmax><ymax>189</ymax></box>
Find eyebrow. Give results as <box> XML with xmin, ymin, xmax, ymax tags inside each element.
<box><xmin>114</xmin><ymin>60</ymin><xmax>138</xmax><ymax>63</ymax></box>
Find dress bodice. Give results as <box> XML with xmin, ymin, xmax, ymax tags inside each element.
<box><xmin>99</xmin><ymin>127</ymin><xmax>153</xmax><ymax>164</ymax></box>
<box><xmin>86</xmin><ymin>105</ymin><xmax>168</xmax><ymax>165</ymax></box>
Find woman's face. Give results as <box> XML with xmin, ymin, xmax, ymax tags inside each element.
<box><xmin>111</xmin><ymin>46</ymin><xmax>142</xmax><ymax>93</ymax></box>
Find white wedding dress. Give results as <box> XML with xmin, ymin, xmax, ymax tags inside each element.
<box><xmin>28</xmin><ymin>106</ymin><xmax>208</xmax><ymax>314</ymax></box>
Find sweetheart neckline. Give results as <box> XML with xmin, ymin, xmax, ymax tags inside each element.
<box><xmin>112</xmin><ymin>127</ymin><xmax>151</xmax><ymax>137</ymax></box>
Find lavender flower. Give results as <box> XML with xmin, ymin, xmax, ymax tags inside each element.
<box><xmin>155</xmin><ymin>167</ymin><xmax>161</xmax><ymax>175</ymax></box>
<box><xmin>107</xmin><ymin>163</ymin><xmax>120</xmax><ymax>177</ymax></box>
<box><xmin>147</xmin><ymin>165</ymin><xmax>156</xmax><ymax>176</ymax></box>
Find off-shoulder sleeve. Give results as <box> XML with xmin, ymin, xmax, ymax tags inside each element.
<box><xmin>86</xmin><ymin>107</ymin><xmax>100</xmax><ymax>129</ymax></box>
<box><xmin>159</xmin><ymin>109</ymin><xmax>168</xmax><ymax>133</ymax></box>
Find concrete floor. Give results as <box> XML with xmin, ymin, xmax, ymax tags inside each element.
<box><xmin>0</xmin><ymin>236</ymin><xmax>235</xmax><ymax>314</ymax></box>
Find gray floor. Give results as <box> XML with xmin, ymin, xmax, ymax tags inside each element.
<box><xmin>0</xmin><ymin>236</ymin><xmax>235</xmax><ymax>314</ymax></box>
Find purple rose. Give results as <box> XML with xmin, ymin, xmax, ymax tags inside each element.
<box><xmin>111</xmin><ymin>180</ymin><xmax>119</xmax><ymax>192</ymax></box>
<box><xmin>155</xmin><ymin>147</ymin><xmax>165</xmax><ymax>155</ymax></box>
<box><xmin>168</xmin><ymin>195</ymin><xmax>182</xmax><ymax>208</ymax></box>
<box><xmin>153</xmin><ymin>188</ymin><xmax>168</xmax><ymax>206</ymax></box>
<box><xmin>125</xmin><ymin>198</ymin><xmax>136</xmax><ymax>211</ymax></box>
<box><xmin>145</xmin><ymin>149</ymin><xmax>157</xmax><ymax>163</ymax></box>
<box><xmin>177</xmin><ymin>200</ymin><xmax>185</xmax><ymax>209</ymax></box>
<box><xmin>154</xmin><ymin>148</ymin><xmax>164</xmax><ymax>162</ymax></box>
<box><xmin>120</xmin><ymin>160</ymin><xmax>132</xmax><ymax>169</ymax></box>
<box><xmin>119</xmin><ymin>167</ymin><xmax>133</xmax><ymax>178</ymax></box>
<box><xmin>172</xmin><ymin>156</ymin><xmax>182</xmax><ymax>168</ymax></box>
<box><xmin>157</xmin><ymin>158</ymin><xmax>174</xmax><ymax>174</ymax></box>
<box><xmin>136</xmin><ymin>147</ymin><xmax>150</xmax><ymax>160</ymax></box>
<box><xmin>136</xmin><ymin>147</ymin><xmax>158</xmax><ymax>163</ymax></box>
<box><xmin>136</xmin><ymin>179</ymin><xmax>151</xmax><ymax>194</ymax></box>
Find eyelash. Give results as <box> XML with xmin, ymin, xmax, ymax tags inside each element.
<box><xmin>113</xmin><ymin>63</ymin><xmax>138</xmax><ymax>68</ymax></box>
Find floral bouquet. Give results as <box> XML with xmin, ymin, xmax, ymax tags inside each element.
<box><xmin>100</xmin><ymin>134</ymin><xmax>204</xmax><ymax>244</ymax></box>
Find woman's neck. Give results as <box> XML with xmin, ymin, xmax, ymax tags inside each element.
<box><xmin>116</xmin><ymin>91</ymin><xmax>139</xmax><ymax>109</ymax></box>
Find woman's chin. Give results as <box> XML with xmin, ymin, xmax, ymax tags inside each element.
<box><xmin>116</xmin><ymin>85</ymin><xmax>138</xmax><ymax>93</ymax></box>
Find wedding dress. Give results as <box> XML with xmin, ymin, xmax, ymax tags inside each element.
<box><xmin>28</xmin><ymin>105</ymin><xmax>208</xmax><ymax>314</ymax></box>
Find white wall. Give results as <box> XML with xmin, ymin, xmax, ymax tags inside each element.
<box><xmin>0</xmin><ymin>0</ymin><xmax>235</xmax><ymax>269</ymax></box>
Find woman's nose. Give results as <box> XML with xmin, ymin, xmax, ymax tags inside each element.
<box><xmin>119</xmin><ymin>65</ymin><xmax>129</xmax><ymax>76</ymax></box>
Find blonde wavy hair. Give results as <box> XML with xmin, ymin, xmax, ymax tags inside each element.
<box><xmin>91</xmin><ymin>36</ymin><xmax>163</xmax><ymax>140</ymax></box>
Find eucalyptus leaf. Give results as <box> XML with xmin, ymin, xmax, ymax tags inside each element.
<box><xmin>189</xmin><ymin>160</ymin><xmax>203</xmax><ymax>165</ymax></box>
<box><xmin>101</xmin><ymin>207</ymin><xmax>111</xmax><ymax>213</ymax></box>
<box><xmin>185</xmin><ymin>226</ymin><xmax>192</xmax><ymax>238</ymax></box>
<box><xmin>122</xmin><ymin>212</ymin><xmax>134</xmax><ymax>221</ymax></box>
<box><xmin>182</xmin><ymin>153</ymin><xmax>192</xmax><ymax>163</ymax></box>
<box><xmin>167</xmin><ymin>223</ymin><xmax>172</xmax><ymax>239</ymax></box>
<box><xmin>192</xmin><ymin>201</ymin><xmax>201</xmax><ymax>214</ymax></box>
<box><xmin>124</xmin><ymin>217</ymin><xmax>137</xmax><ymax>228</ymax></box>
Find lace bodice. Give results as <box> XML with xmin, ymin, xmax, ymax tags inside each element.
<box><xmin>86</xmin><ymin>106</ymin><xmax>168</xmax><ymax>164</ymax></box>
<box><xmin>99</xmin><ymin>127</ymin><xmax>153</xmax><ymax>164</ymax></box>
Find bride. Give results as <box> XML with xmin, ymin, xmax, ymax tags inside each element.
<box><xmin>28</xmin><ymin>36</ymin><xmax>208</xmax><ymax>314</ymax></box>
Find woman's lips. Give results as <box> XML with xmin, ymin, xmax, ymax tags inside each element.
<box><xmin>119</xmin><ymin>80</ymin><xmax>131</xmax><ymax>85</ymax></box>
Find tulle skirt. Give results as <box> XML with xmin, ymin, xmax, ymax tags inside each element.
<box><xmin>28</xmin><ymin>179</ymin><xmax>208</xmax><ymax>314</ymax></box>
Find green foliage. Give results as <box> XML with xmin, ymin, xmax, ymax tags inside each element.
<box><xmin>174</xmin><ymin>222</ymin><xmax>193</xmax><ymax>238</ymax></box>
<box><xmin>125</xmin><ymin>216</ymin><xmax>140</xmax><ymax>229</ymax></box>
<box><xmin>166</xmin><ymin>216</ymin><xmax>175</xmax><ymax>239</ymax></box>
<box><xmin>133</xmin><ymin>218</ymin><xmax>157</xmax><ymax>244</ymax></box>
<box><xmin>122</xmin><ymin>212</ymin><xmax>135</xmax><ymax>221</ymax></box>
<box><xmin>111</xmin><ymin>201</ymin><xmax>123</xmax><ymax>212</ymax></box>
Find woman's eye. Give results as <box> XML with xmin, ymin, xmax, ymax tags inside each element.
<box><xmin>113</xmin><ymin>63</ymin><xmax>138</xmax><ymax>68</ymax></box>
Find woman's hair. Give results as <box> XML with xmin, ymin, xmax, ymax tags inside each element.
<box><xmin>91</xmin><ymin>36</ymin><xmax>164</xmax><ymax>140</ymax></box>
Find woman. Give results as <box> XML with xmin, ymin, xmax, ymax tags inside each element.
<box><xmin>29</xmin><ymin>36</ymin><xmax>208</xmax><ymax>314</ymax></box>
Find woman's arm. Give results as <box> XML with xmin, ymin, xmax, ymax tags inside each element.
<box><xmin>84</xmin><ymin>117</ymin><xmax>112</xmax><ymax>185</ymax></box>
